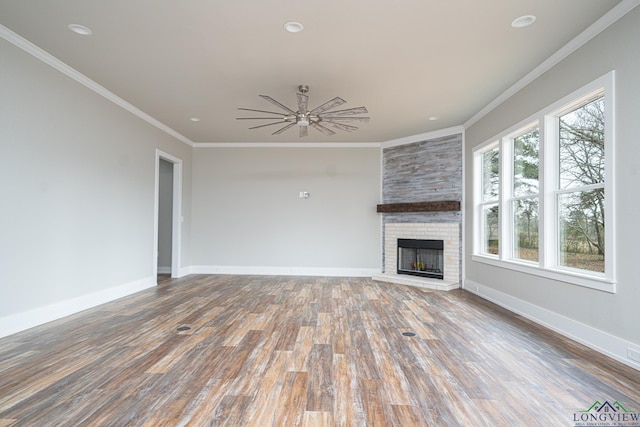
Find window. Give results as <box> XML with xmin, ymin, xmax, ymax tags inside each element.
<box><xmin>511</xmin><ymin>126</ymin><xmax>539</xmax><ymax>263</ymax></box>
<box><xmin>556</xmin><ymin>97</ymin><xmax>605</xmax><ymax>273</ymax></box>
<box><xmin>479</xmin><ymin>146</ymin><xmax>499</xmax><ymax>255</ymax></box>
<box><xmin>473</xmin><ymin>72</ymin><xmax>615</xmax><ymax>292</ymax></box>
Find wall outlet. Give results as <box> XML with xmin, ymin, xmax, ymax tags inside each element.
<box><xmin>628</xmin><ymin>348</ymin><xmax>640</xmax><ymax>363</ymax></box>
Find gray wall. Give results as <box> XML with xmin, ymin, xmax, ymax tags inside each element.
<box><xmin>0</xmin><ymin>38</ymin><xmax>192</xmax><ymax>318</ymax></box>
<box><xmin>464</xmin><ymin>7</ymin><xmax>640</xmax><ymax>345</ymax></box>
<box><xmin>190</xmin><ymin>147</ymin><xmax>381</xmax><ymax>270</ymax></box>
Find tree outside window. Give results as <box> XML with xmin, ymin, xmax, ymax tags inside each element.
<box><xmin>512</xmin><ymin>128</ymin><xmax>539</xmax><ymax>262</ymax></box>
<box><xmin>481</xmin><ymin>147</ymin><xmax>499</xmax><ymax>255</ymax></box>
<box><xmin>557</xmin><ymin>97</ymin><xmax>605</xmax><ymax>272</ymax></box>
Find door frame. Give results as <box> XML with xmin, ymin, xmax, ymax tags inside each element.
<box><xmin>153</xmin><ymin>149</ymin><xmax>183</xmax><ymax>279</ymax></box>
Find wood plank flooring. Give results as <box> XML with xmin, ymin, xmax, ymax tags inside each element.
<box><xmin>0</xmin><ymin>275</ymin><xmax>639</xmax><ymax>426</ymax></box>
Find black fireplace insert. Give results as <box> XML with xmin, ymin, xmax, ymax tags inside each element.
<box><xmin>397</xmin><ymin>238</ymin><xmax>444</xmax><ymax>280</ymax></box>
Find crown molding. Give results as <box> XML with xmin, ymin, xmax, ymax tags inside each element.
<box><xmin>194</xmin><ymin>141</ymin><xmax>382</xmax><ymax>148</ymax></box>
<box><xmin>464</xmin><ymin>0</ymin><xmax>640</xmax><ymax>129</ymax></box>
<box><xmin>0</xmin><ymin>24</ymin><xmax>194</xmax><ymax>148</ymax></box>
<box><xmin>380</xmin><ymin>126</ymin><xmax>464</xmax><ymax>149</ymax></box>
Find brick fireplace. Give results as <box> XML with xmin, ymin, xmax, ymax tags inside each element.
<box><xmin>374</xmin><ymin>132</ymin><xmax>463</xmax><ymax>291</ymax></box>
<box><xmin>373</xmin><ymin>222</ymin><xmax>460</xmax><ymax>291</ymax></box>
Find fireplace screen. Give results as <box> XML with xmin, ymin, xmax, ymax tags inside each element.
<box><xmin>397</xmin><ymin>239</ymin><xmax>444</xmax><ymax>280</ymax></box>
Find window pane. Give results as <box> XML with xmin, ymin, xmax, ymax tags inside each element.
<box><xmin>558</xmin><ymin>189</ymin><xmax>605</xmax><ymax>273</ymax></box>
<box><xmin>559</xmin><ymin>97</ymin><xmax>604</xmax><ymax>190</ymax></box>
<box><xmin>513</xmin><ymin>128</ymin><xmax>539</xmax><ymax>197</ymax></box>
<box><xmin>482</xmin><ymin>147</ymin><xmax>499</xmax><ymax>201</ymax></box>
<box><xmin>482</xmin><ymin>204</ymin><xmax>499</xmax><ymax>255</ymax></box>
<box><xmin>513</xmin><ymin>198</ymin><xmax>538</xmax><ymax>262</ymax></box>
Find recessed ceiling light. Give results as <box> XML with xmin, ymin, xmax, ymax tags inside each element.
<box><xmin>67</xmin><ymin>24</ymin><xmax>92</xmax><ymax>36</ymax></box>
<box><xmin>284</xmin><ymin>21</ymin><xmax>304</xmax><ymax>33</ymax></box>
<box><xmin>511</xmin><ymin>15</ymin><xmax>536</xmax><ymax>28</ymax></box>
<box><xmin>429</xmin><ymin>116</ymin><xmax>440</xmax><ymax>121</ymax></box>
<box><xmin>190</xmin><ymin>117</ymin><xmax>201</xmax><ymax>122</ymax></box>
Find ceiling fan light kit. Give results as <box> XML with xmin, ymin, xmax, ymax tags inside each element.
<box><xmin>237</xmin><ymin>85</ymin><xmax>370</xmax><ymax>138</ymax></box>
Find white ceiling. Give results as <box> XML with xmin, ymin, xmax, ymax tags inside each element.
<box><xmin>0</xmin><ymin>0</ymin><xmax>624</xmax><ymax>144</ymax></box>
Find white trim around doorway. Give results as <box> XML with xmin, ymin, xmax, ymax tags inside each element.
<box><xmin>154</xmin><ymin>150</ymin><xmax>184</xmax><ymax>280</ymax></box>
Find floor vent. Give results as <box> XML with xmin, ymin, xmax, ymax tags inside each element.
<box><xmin>402</xmin><ymin>332</ymin><xmax>416</xmax><ymax>337</ymax></box>
<box><xmin>177</xmin><ymin>326</ymin><xmax>191</xmax><ymax>331</ymax></box>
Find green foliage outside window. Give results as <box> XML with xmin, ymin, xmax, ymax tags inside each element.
<box><xmin>512</xmin><ymin>128</ymin><xmax>539</xmax><ymax>262</ymax></box>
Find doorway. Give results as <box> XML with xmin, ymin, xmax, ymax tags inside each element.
<box><xmin>154</xmin><ymin>150</ymin><xmax>182</xmax><ymax>280</ymax></box>
<box><xmin>158</xmin><ymin>159</ymin><xmax>173</xmax><ymax>275</ymax></box>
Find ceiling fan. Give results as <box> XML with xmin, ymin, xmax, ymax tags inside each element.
<box><xmin>237</xmin><ymin>85</ymin><xmax>370</xmax><ymax>137</ymax></box>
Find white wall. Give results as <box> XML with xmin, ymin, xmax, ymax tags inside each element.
<box><xmin>0</xmin><ymin>37</ymin><xmax>192</xmax><ymax>334</ymax></box>
<box><xmin>464</xmin><ymin>7</ymin><xmax>640</xmax><ymax>367</ymax></box>
<box><xmin>190</xmin><ymin>147</ymin><xmax>381</xmax><ymax>275</ymax></box>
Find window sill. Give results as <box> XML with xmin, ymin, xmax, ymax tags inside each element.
<box><xmin>471</xmin><ymin>254</ymin><xmax>616</xmax><ymax>293</ymax></box>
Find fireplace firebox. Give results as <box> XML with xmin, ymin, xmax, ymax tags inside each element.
<box><xmin>397</xmin><ymin>239</ymin><xmax>444</xmax><ymax>280</ymax></box>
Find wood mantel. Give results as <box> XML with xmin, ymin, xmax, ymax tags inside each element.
<box><xmin>376</xmin><ymin>200</ymin><xmax>460</xmax><ymax>213</ymax></box>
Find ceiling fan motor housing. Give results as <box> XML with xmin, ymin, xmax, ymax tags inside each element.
<box><xmin>297</xmin><ymin>112</ymin><xmax>310</xmax><ymax>126</ymax></box>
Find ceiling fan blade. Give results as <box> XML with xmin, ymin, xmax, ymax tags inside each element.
<box><xmin>259</xmin><ymin>95</ymin><xmax>296</xmax><ymax>114</ymax></box>
<box><xmin>299</xmin><ymin>125</ymin><xmax>308</xmax><ymax>137</ymax></box>
<box><xmin>237</xmin><ymin>117</ymin><xmax>289</xmax><ymax>120</ymax></box>
<box><xmin>324</xmin><ymin>121</ymin><xmax>358</xmax><ymax>132</ymax></box>
<box><xmin>310</xmin><ymin>121</ymin><xmax>336</xmax><ymax>136</ymax></box>
<box><xmin>319</xmin><ymin>116</ymin><xmax>370</xmax><ymax>122</ymax></box>
<box><xmin>237</xmin><ymin>107</ymin><xmax>289</xmax><ymax>116</ymax></box>
<box><xmin>309</xmin><ymin>97</ymin><xmax>346</xmax><ymax>115</ymax></box>
<box><xmin>272</xmin><ymin>122</ymin><xmax>296</xmax><ymax>135</ymax></box>
<box><xmin>318</xmin><ymin>106</ymin><xmax>368</xmax><ymax>116</ymax></box>
<box><xmin>248</xmin><ymin>120</ymin><xmax>289</xmax><ymax>130</ymax></box>
<box><xmin>297</xmin><ymin>93</ymin><xmax>308</xmax><ymax>114</ymax></box>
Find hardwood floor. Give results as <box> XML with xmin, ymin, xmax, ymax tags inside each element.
<box><xmin>0</xmin><ymin>275</ymin><xmax>639</xmax><ymax>426</ymax></box>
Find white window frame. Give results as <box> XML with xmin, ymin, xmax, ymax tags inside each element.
<box><xmin>504</xmin><ymin>123</ymin><xmax>540</xmax><ymax>265</ymax></box>
<box><xmin>473</xmin><ymin>142</ymin><xmax>500</xmax><ymax>257</ymax></box>
<box><xmin>472</xmin><ymin>71</ymin><xmax>615</xmax><ymax>293</ymax></box>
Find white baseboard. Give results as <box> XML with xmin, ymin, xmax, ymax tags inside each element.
<box><xmin>185</xmin><ymin>265</ymin><xmax>381</xmax><ymax>278</ymax></box>
<box><xmin>0</xmin><ymin>276</ymin><xmax>156</xmax><ymax>339</ymax></box>
<box><xmin>463</xmin><ymin>279</ymin><xmax>640</xmax><ymax>371</ymax></box>
<box><xmin>157</xmin><ymin>266</ymin><xmax>171</xmax><ymax>274</ymax></box>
